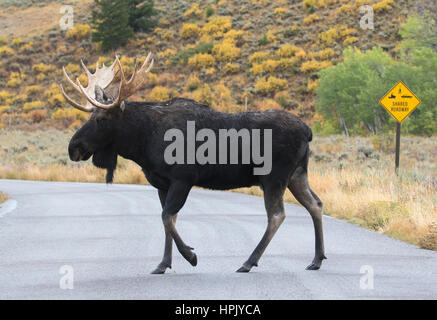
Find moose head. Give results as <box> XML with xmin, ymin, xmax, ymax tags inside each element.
<box><xmin>59</xmin><ymin>53</ymin><xmax>154</xmax><ymax>182</ymax></box>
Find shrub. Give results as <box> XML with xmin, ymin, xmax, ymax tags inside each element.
<box><xmin>11</xmin><ymin>37</ymin><xmax>22</xmax><ymax>47</ymax></box>
<box><xmin>307</xmin><ymin>79</ymin><xmax>320</xmax><ymax>92</ymax></box>
<box><xmin>52</xmin><ymin>109</ymin><xmax>87</xmax><ymax>127</ymax></box>
<box><xmin>276</xmin><ymin>44</ymin><xmax>300</xmax><ymax>58</ymax></box>
<box><xmin>188</xmin><ymin>53</ymin><xmax>215</xmax><ymax>69</ymax></box>
<box><xmin>158</xmin><ymin>49</ymin><xmax>176</xmax><ymax>60</ymax></box>
<box><xmin>28</xmin><ymin>109</ymin><xmax>47</xmax><ymax>123</ymax></box>
<box><xmin>255</xmin><ymin>76</ymin><xmax>288</xmax><ymax>95</ymax></box>
<box><xmin>249</xmin><ymin>51</ymin><xmax>270</xmax><ymax>64</ymax></box>
<box><xmin>344</xmin><ymin>36</ymin><xmax>359</xmax><ymax>46</ymax></box>
<box><xmin>304</xmin><ymin>13</ymin><xmax>319</xmax><ymax>25</ymax></box>
<box><xmin>250</xmin><ymin>63</ymin><xmax>264</xmax><ymax>76</ymax></box>
<box><xmin>25</xmin><ymin>85</ymin><xmax>43</xmax><ymax>95</ymax></box>
<box><xmin>192</xmin><ymin>84</ymin><xmax>213</xmax><ymax>105</ymax></box>
<box><xmin>184</xmin><ymin>3</ymin><xmax>203</xmax><ymax>19</ymax></box>
<box><xmin>48</xmin><ymin>94</ymin><xmax>65</xmax><ymax>108</ymax></box>
<box><xmin>23</xmin><ymin>101</ymin><xmax>44</xmax><ymax>112</ymax></box>
<box><xmin>223</xmin><ymin>62</ymin><xmax>240</xmax><ymax>74</ymax></box>
<box><xmin>180</xmin><ymin>23</ymin><xmax>201</xmax><ymax>39</ymax></box>
<box><xmin>257</xmin><ymin>98</ymin><xmax>282</xmax><ymax>111</ymax></box>
<box><xmin>0</xmin><ymin>106</ymin><xmax>11</xmax><ymax>114</ymax></box>
<box><xmin>171</xmin><ymin>42</ymin><xmax>213</xmax><ymax>65</ymax></box>
<box><xmin>274</xmin><ymin>8</ymin><xmax>286</xmax><ymax>17</ymax></box>
<box><xmin>202</xmin><ymin>17</ymin><xmax>232</xmax><ymax>38</ymax></box>
<box><xmin>206</xmin><ymin>5</ymin><xmax>215</xmax><ymax>18</ymax></box>
<box><xmin>7</xmin><ymin>72</ymin><xmax>24</xmax><ymax>88</ymax></box>
<box><xmin>310</xmin><ymin>48</ymin><xmax>335</xmax><ymax>60</ymax></box>
<box><xmin>0</xmin><ymin>91</ymin><xmax>11</xmax><ymax>103</ymax></box>
<box><xmin>0</xmin><ymin>37</ymin><xmax>7</xmax><ymax>45</ymax></box>
<box><xmin>261</xmin><ymin>59</ymin><xmax>280</xmax><ymax>73</ymax></box>
<box><xmin>301</xmin><ymin>59</ymin><xmax>332</xmax><ymax>72</ymax></box>
<box><xmin>32</xmin><ymin>63</ymin><xmax>55</xmax><ymax>74</ymax></box>
<box><xmin>186</xmin><ymin>75</ymin><xmax>201</xmax><ymax>91</ymax></box>
<box><xmin>66</xmin><ymin>24</ymin><xmax>91</xmax><ymax>40</ymax></box>
<box><xmin>320</xmin><ymin>25</ymin><xmax>357</xmax><ymax>46</ymax></box>
<box><xmin>373</xmin><ymin>0</ymin><xmax>394</xmax><ymax>13</ymax></box>
<box><xmin>19</xmin><ymin>42</ymin><xmax>34</xmax><ymax>53</ymax></box>
<box><xmin>0</xmin><ymin>46</ymin><xmax>15</xmax><ymax>57</ymax></box>
<box><xmin>212</xmin><ymin>39</ymin><xmax>240</xmax><ymax>61</ymax></box>
<box><xmin>149</xmin><ymin>86</ymin><xmax>172</xmax><ymax>101</ymax></box>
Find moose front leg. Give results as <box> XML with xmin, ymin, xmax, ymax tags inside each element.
<box><xmin>151</xmin><ymin>182</ymin><xmax>196</xmax><ymax>274</ymax></box>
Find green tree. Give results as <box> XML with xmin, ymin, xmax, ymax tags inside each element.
<box><xmin>128</xmin><ymin>0</ymin><xmax>157</xmax><ymax>32</ymax></box>
<box><xmin>92</xmin><ymin>0</ymin><xmax>133</xmax><ymax>52</ymax></box>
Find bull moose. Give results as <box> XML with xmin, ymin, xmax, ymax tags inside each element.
<box><xmin>60</xmin><ymin>53</ymin><xmax>326</xmax><ymax>274</ymax></box>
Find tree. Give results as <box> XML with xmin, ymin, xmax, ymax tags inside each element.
<box><xmin>92</xmin><ymin>0</ymin><xmax>133</xmax><ymax>52</ymax></box>
<box><xmin>128</xmin><ymin>0</ymin><xmax>157</xmax><ymax>32</ymax></box>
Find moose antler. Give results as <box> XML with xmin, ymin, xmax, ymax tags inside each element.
<box><xmin>78</xmin><ymin>52</ymin><xmax>154</xmax><ymax>110</ymax></box>
<box><xmin>60</xmin><ymin>58</ymin><xmax>120</xmax><ymax>112</ymax></box>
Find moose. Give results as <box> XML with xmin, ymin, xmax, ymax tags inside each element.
<box><xmin>60</xmin><ymin>53</ymin><xmax>326</xmax><ymax>274</ymax></box>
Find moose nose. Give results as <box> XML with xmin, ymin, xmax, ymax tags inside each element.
<box><xmin>68</xmin><ymin>140</ymin><xmax>86</xmax><ymax>162</ymax></box>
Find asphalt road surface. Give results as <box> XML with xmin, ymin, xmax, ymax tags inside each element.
<box><xmin>0</xmin><ymin>179</ymin><xmax>436</xmax><ymax>299</ymax></box>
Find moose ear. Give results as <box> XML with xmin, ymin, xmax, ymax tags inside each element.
<box><xmin>94</xmin><ymin>85</ymin><xmax>107</xmax><ymax>103</ymax></box>
<box><xmin>94</xmin><ymin>85</ymin><xmax>113</xmax><ymax>104</ymax></box>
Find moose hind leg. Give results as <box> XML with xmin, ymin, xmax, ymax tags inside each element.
<box><xmin>288</xmin><ymin>167</ymin><xmax>326</xmax><ymax>270</ymax></box>
<box><xmin>237</xmin><ymin>183</ymin><xmax>286</xmax><ymax>273</ymax></box>
<box><xmin>151</xmin><ymin>189</ymin><xmax>176</xmax><ymax>274</ymax></box>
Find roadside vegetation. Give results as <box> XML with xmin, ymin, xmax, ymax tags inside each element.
<box><xmin>0</xmin><ymin>130</ymin><xmax>435</xmax><ymax>250</ymax></box>
<box><xmin>0</xmin><ymin>192</ymin><xmax>8</xmax><ymax>204</ymax></box>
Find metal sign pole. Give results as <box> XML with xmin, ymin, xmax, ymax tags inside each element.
<box><xmin>395</xmin><ymin>122</ymin><xmax>401</xmax><ymax>174</ymax></box>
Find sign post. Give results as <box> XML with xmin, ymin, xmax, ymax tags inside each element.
<box><xmin>379</xmin><ymin>81</ymin><xmax>421</xmax><ymax>174</ymax></box>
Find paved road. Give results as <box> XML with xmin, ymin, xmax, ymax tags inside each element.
<box><xmin>0</xmin><ymin>179</ymin><xmax>436</xmax><ymax>299</ymax></box>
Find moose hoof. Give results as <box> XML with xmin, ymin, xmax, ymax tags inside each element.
<box><xmin>305</xmin><ymin>263</ymin><xmax>321</xmax><ymax>270</ymax></box>
<box><xmin>236</xmin><ymin>266</ymin><xmax>251</xmax><ymax>273</ymax></box>
<box><xmin>151</xmin><ymin>262</ymin><xmax>171</xmax><ymax>274</ymax></box>
<box><xmin>151</xmin><ymin>268</ymin><xmax>166</xmax><ymax>275</ymax></box>
<box><xmin>236</xmin><ymin>261</ymin><xmax>257</xmax><ymax>273</ymax></box>
<box><xmin>181</xmin><ymin>248</ymin><xmax>197</xmax><ymax>266</ymax></box>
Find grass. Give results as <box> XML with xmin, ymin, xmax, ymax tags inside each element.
<box><xmin>0</xmin><ymin>130</ymin><xmax>436</xmax><ymax>250</ymax></box>
<box><xmin>0</xmin><ymin>192</ymin><xmax>8</xmax><ymax>204</ymax></box>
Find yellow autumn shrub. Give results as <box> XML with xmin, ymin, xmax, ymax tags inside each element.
<box><xmin>66</xmin><ymin>24</ymin><xmax>91</xmax><ymax>40</ymax></box>
<box><xmin>188</xmin><ymin>53</ymin><xmax>215</xmax><ymax>69</ymax></box>
<box><xmin>212</xmin><ymin>39</ymin><xmax>240</xmax><ymax>61</ymax></box>
<box><xmin>180</xmin><ymin>24</ymin><xmax>201</xmax><ymax>39</ymax></box>
<box><xmin>184</xmin><ymin>3</ymin><xmax>203</xmax><ymax>19</ymax></box>
<box><xmin>202</xmin><ymin>17</ymin><xmax>232</xmax><ymax>38</ymax></box>
<box><xmin>23</xmin><ymin>101</ymin><xmax>44</xmax><ymax>112</ymax></box>
<box><xmin>149</xmin><ymin>86</ymin><xmax>172</xmax><ymax>101</ymax></box>
<box><xmin>304</xmin><ymin>13</ymin><xmax>319</xmax><ymax>25</ymax></box>
<box><xmin>25</xmin><ymin>85</ymin><xmax>43</xmax><ymax>95</ymax></box>
<box><xmin>255</xmin><ymin>77</ymin><xmax>288</xmax><ymax>95</ymax></box>
<box><xmin>223</xmin><ymin>63</ymin><xmax>240</xmax><ymax>74</ymax></box>
<box><xmin>301</xmin><ymin>59</ymin><xmax>332</xmax><ymax>72</ymax></box>
<box><xmin>373</xmin><ymin>0</ymin><xmax>394</xmax><ymax>13</ymax></box>
<box><xmin>249</xmin><ymin>51</ymin><xmax>270</xmax><ymax>64</ymax></box>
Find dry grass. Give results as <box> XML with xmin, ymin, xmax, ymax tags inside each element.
<box><xmin>234</xmin><ymin>163</ymin><xmax>437</xmax><ymax>249</ymax></box>
<box><xmin>0</xmin><ymin>0</ymin><xmax>93</xmax><ymax>38</ymax></box>
<box><xmin>0</xmin><ymin>191</ymin><xmax>8</xmax><ymax>204</ymax></box>
<box><xmin>0</xmin><ymin>130</ymin><xmax>436</xmax><ymax>250</ymax></box>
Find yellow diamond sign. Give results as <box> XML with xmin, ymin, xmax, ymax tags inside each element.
<box><xmin>379</xmin><ymin>81</ymin><xmax>421</xmax><ymax>123</ymax></box>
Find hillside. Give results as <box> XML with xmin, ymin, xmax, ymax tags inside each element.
<box><xmin>0</xmin><ymin>0</ymin><xmax>433</xmax><ymax>130</ymax></box>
